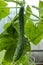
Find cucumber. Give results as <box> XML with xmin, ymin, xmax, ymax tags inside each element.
<box><xmin>12</xmin><ymin>6</ymin><xmax>24</xmax><ymax>63</ymax></box>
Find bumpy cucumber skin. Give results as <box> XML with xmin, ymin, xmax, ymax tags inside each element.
<box><xmin>12</xmin><ymin>6</ymin><xmax>24</xmax><ymax>62</ymax></box>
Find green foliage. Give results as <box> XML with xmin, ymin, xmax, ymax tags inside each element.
<box><xmin>39</xmin><ymin>1</ymin><xmax>43</xmax><ymax>17</ymax></box>
<box><xmin>4</xmin><ymin>22</ymin><xmax>11</xmax><ymax>30</ymax></box>
<box><xmin>0</xmin><ymin>0</ymin><xmax>10</xmax><ymax>20</ymax></box>
<box><xmin>24</xmin><ymin>1</ymin><xmax>43</xmax><ymax>45</ymax></box>
<box><xmin>14</xmin><ymin>20</ymin><xmax>20</xmax><ymax>34</ymax></box>
<box><xmin>26</xmin><ymin>5</ymin><xmax>32</xmax><ymax>17</ymax></box>
<box><xmin>0</xmin><ymin>23</ymin><xmax>18</xmax><ymax>62</ymax></box>
<box><xmin>0</xmin><ymin>0</ymin><xmax>7</xmax><ymax>7</ymax></box>
<box><xmin>2</xmin><ymin>59</ymin><xmax>10</xmax><ymax>65</ymax></box>
<box><xmin>24</xmin><ymin>5</ymin><xmax>32</xmax><ymax>22</ymax></box>
<box><xmin>25</xmin><ymin>19</ymin><xmax>43</xmax><ymax>45</ymax></box>
<box><xmin>39</xmin><ymin>1</ymin><xmax>43</xmax><ymax>8</ymax></box>
<box><xmin>0</xmin><ymin>0</ymin><xmax>43</xmax><ymax>65</ymax></box>
<box><xmin>0</xmin><ymin>50</ymin><xmax>6</xmax><ymax>65</ymax></box>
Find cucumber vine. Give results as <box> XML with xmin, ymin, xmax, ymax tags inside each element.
<box><xmin>0</xmin><ymin>0</ymin><xmax>43</xmax><ymax>65</ymax></box>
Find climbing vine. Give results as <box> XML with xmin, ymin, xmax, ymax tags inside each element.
<box><xmin>0</xmin><ymin>0</ymin><xmax>43</xmax><ymax>65</ymax></box>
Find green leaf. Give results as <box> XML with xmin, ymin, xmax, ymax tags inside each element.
<box><xmin>25</xmin><ymin>5</ymin><xmax>32</xmax><ymax>21</ymax></box>
<box><xmin>14</xmin><ymin>20</ymin><xmax>20</xmax><ymax>34</ymax></box>
<box><xmin>4</xmin><ymin>22</ymin><xmax>11</xmax><ymax>30</ymax></box>
<box><xmin>1</xmin><ymin>37</ymin><xmax>18</xmax><ymax>64</ymax></box>
<box><xmin>0</xmin><ymin>24</ymin><xmax>18</xmax><ymax>50</ymax></box>
<box><xmin>4</xmin><ymin>43</ymin><xmax>17</xmax><ymax>62</ymax></box>
<box><xmin>0</xmin><ymin>0</ymin><xmax>10</xmax><ymax>20</ymax></box>
<box><xmin>25</xmin><ymin>19</ymin><xmax>36</xmax><ymax>43</ymax></box>
<box><xmin>25</xmin><ymin>19</ymin><xmax>43</xmax><ymax>45</ymax></box>
<box><xmin>26</xmin><ymin>5</ymin><xmax>32</xmax><ymax>17</ymax></box>
<box><xmin>0</xmin><ymin>8</ymin><xmax>10</xmax><ymax>20</ymax></box>
<box><xmin>0</xmin><ymin>0</ymin><xmax>7</xmax><ymax>7</ymax></box>
<box><xmin>5</xmin><ymin>24</ymin><xmax>16</xmax><ymax>36</ymax></box>
<box><xmin>0</xmin><ymin>36</ymin><xmax>16</xmax><ymax>51</ymax></box>
<box><xmin>0</xmin><ymin>36</ymin><xmax>18</xmax><ymax>62</ymax></box>
<box><xmin>37</xmin><ymin>21</ymin><xmax>43</xmax><ymax>33</ymax></box>
<box><xmin>23</xmin><ymin>38</ymin><xmax>31</xmax><ymax>55</ymax></box>
<box><xmin>0</xmin><ymin>50</ymin><xmax>6</xmax><ymax>64</ymax></box>
<box><xmin>39</xmin><ymin>1</ymin><xmax>43</xmax><ymax>17</ymax></box>
<box><xmin>2</xmin><ymin>59</ymin><xmax>11</xmax><ymax>65</ymax></box>
<box><xmin>39</xmin><ymin>1</ymin><xmax>43</xmax><ymax>8</ymax></box>
<box><xmin>0</xmin><ymin>23</ymin><xmax>19</xmax><ymax>62</ymax></box>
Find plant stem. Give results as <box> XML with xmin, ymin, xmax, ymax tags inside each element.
<box><xmin>32</xmin><ymin>6</ymin><xmax>39</xmax><ymax>10</ymax></box>
<box><xmin>32</xmin><ymin>13</ymin><xmax>40</xmax><ymax>19</ymax></box>
<box><xmin>16</xmin><ymin>0</ymin><xmax>18</xmax><ymax>15</ymax></box>
<box><xmin>25</xmin><ymin>15</ymin><xmax>39</xmax><ymax>21</ymax></box>
<box><xmin>23</xmin><ymin>0</ymin><xmax>25</xmax><ymax>6</ymax></box>
<box><xmin>31</xmin><ymin>19</ymin><xmax>39</xmax><ymax>21</ymax></box>
<box><xmin>0</xmin><ymin>7</ymin><xmax>20</xmax><ymax>8</ymax></box>
<box><xmin>13</xmin><ymin>0</ymin><xmax>25</xmax><ymax>6</ymax></box>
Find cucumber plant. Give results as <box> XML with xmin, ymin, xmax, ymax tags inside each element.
<box><xmin>0</xmin><ymin>0</ymin><xmax>43</xmax><ymax>65</ymax></box>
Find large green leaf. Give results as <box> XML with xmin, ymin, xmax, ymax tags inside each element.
<box><xmin>0</xmin><ymin>23</ymin><xmax>18</xmax><ymax>62</ymax></box>
<box><xmin>24</xmin><ymin>1</ymin><xmax>43</xmax><ymax>45</ymax></box>
<box><xmin>25</xmin><ymin>19</ymin><xmax>43</xmax><ymax>45</ymax></box>
<box><xmin>0</xmin><ymin>34</ymin><xmax>18</xmax><ymax>62</ymax></box>
<box><xmin>0</xmin><ymin>0</ymin><xmax>10</xmax><ymax>20</ymax></box>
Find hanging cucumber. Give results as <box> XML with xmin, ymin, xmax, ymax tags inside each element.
<box><xmin>11</xmin><ymin>6</ymin><xmax>24</xmax><ymax>64</ymax></box>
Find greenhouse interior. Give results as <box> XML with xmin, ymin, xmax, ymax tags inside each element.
<box><xmin>0</xmin><ymin>0</ymin><xmax>43</xmax><ymax>65</ymax></box>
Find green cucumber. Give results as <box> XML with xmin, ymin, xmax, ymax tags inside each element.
<box><xmin>12</xmin><ymin>6</ymin><xmax>24</xmax><ymax>64</ymax></box>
